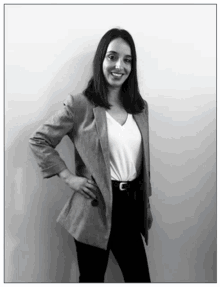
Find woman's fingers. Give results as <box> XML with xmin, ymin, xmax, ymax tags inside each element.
<box><xmin>87</xmin><ymin>179</ymin><xmax>97</xmax><ymax>187</ymax></box>
<box><xmin>86</xmin><ymin>181</ymin><xmax>98</xmax><ymax>192</ymax></box>
<box><xmin>82</xmin><ymin>186</ymin><xmax>97</xmax><ymax>199</ymax></box>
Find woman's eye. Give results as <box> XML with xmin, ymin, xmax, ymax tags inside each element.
<box><xmin>125</xmin><ymin>58</ymin><xmax>132</xmax><ymax>63</ymax></box>
<box><xmin>107</xmin><ymin>54</ymin><xmax>115</xmax><ymax>61</ymax></box>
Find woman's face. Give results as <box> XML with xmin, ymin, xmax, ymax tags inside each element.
<box><xmin>102</xmin><ymin>38</ymin><xmax>132</xmax><ymax>89</ymax></box>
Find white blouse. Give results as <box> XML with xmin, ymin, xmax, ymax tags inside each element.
<box><xmin>106</xmin><ymin>111</ymin><xmax>143</xmax><ymax>181</ymax></box>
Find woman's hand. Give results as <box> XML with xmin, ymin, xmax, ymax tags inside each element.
<box><xmin>58</xmin><ymin>169</ymin><xmax>97</xmax><ymax>200</ymax></box>
<box><xmin>67</xmin><ymin>175</ymin><xmax>98</xmax><ymax>200</ymax></box>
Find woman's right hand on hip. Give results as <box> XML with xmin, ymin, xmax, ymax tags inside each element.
<box><xmin>66</xmin><ymin>174</ymin><xmax>97</xmax><ymax>200</ymax></box>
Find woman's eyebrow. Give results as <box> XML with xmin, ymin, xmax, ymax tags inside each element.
<box><xmin>106</xmin><ymin>50</ymin><xmax>132</xmax><ymax>57</ymax></box>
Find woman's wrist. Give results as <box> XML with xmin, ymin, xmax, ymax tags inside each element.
<box><xmin>58</xmin><ymin>169</ymin><xmax>73</xmax><ymax>183</ymax></box>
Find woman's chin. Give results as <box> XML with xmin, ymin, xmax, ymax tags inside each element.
<box><xmin>107</xmin><ymin>80</ymin><xmax>123</xmax><ymax>89</ymax></box>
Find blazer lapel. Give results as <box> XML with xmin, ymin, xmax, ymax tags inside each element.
<box><xmin>133</xmin><ymin>112</ymin><xmax>150</xmax><ymax>176</ymax></box>
<box><xmin>93</xmin><ymin>106</ymin><xmax>112</xmax><ymax>202</ymax></box>
<box><xmin>93</xmin><ymin>107</ymin><xmax>110</xmax><ymax>172</ymax></box>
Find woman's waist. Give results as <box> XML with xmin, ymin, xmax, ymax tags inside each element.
<box><xmin>111</xmin><ymin>176</ymin><xmax>142</xmax><ymax>192</ymax></box>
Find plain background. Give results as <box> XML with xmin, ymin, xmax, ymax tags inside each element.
<box><xmin>5</xmin><ymin>4</ymin><xmax>216</xmax><ymax>282</ymax></box>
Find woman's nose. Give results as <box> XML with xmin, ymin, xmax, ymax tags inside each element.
<box><xmin>115</xmin><ymin>58</ymin><xmax>123</xmax><ymax>70</ymax></box>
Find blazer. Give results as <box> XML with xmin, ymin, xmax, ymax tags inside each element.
<box><xmin>29</xmin><ymin>93</ymin><xmax>152</xmax><ymax>250</ymax></box>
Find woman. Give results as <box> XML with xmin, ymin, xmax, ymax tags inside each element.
<box><xmin>29</xmin><ymin>28</ymin><xmax>153</xmax><ymax>283</ymax></box>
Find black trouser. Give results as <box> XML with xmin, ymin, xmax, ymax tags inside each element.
<box><xmin>74</xmin><ymin>182</ymin><xmax>151</xmax><ymax>283</ymax></box>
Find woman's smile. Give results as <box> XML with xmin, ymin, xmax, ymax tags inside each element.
<box><xmin>111</xmin><ymin>72</ymin><xmax>124</xmax><ymax>79</ymax></box>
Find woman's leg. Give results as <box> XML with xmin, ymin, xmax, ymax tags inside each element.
<box><xmin>109</xmin><ymin>188</ymin><xmax>151</xmax><ymax>283</ymax></box>
<box><xmin>74</xmin><ymin>239</ymin><xmax>110</xmax><ymax>282</ymax></box>
<box><xmin>110</xmin><ymin>227</ymin><xmax>151</xmax><ymax>282</ymax></box>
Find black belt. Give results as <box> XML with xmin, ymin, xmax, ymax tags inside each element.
<box><xmin>111</xmin><ymin>178</ymin><xmax>141</xmax><ymax>191</ymax></box>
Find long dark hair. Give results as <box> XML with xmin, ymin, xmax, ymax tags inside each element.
<box><xmin>83</xmin><ymin>28</ymin><xmax>145</xmax><ymax>114</ymax></box>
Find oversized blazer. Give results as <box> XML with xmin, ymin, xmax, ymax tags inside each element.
<box><xmin>29</xmin><ymin>93</ymin><xmax>152</xmax><ymax>250</ymax></box>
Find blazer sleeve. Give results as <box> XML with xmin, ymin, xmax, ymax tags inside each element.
<box><xmin>144</xmin><ymin>100</ymin><xmax>152</xmax><ymax>199</ymax></box>
<box><xmin>29</xmin><ymin>95</ymin><xmax>75</xmax><ymax>179</ymax></box>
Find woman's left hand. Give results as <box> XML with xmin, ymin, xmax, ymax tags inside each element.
<box><xmin>147</xmin><ymin>208</ymin><xmax>153</xmax><ymax>230</ymax></box>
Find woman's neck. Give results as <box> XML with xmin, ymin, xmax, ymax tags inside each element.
<box><xmin>108</xmin><ymin>87</ymin><xmax>122</xmax><ymax>107</ymax></box>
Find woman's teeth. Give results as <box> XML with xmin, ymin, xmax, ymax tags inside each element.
<box><xmin>111</xmin><ymin>73</ymin><xmax>123</xmax><ymax>78</ymax></box>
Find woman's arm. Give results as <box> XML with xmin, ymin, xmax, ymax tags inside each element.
<box><xmin>29</xmin><ymin>95</ymin><xmax>98</xmax><ymax>199</ymax></box>
<box><xmin>29</xmin><ymin>95</ymin><xmax>75</xmax><ymax>179</ymax></box>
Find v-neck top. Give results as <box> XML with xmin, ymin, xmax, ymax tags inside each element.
<box><xmin>106</xmin><ymin>111</ymin><xmax>143</xmax><ymax>181</ymax></box>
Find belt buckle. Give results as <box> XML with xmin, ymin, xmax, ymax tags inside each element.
<box><xmin>119</xmin><ymin>182</ymin><xmax>127</xmax><ymax>191</ymax></box>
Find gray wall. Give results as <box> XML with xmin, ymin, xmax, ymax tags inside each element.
<box><xmin>5</xmin><ymin>4</ymin><xmax>216</xmax><ymax>282</ymax></box>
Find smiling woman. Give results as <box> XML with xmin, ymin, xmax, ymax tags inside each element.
<box><xmin>29</xmin><ymin>28</ymin><xmax>153</xmax><ymax>283</ymax></box>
